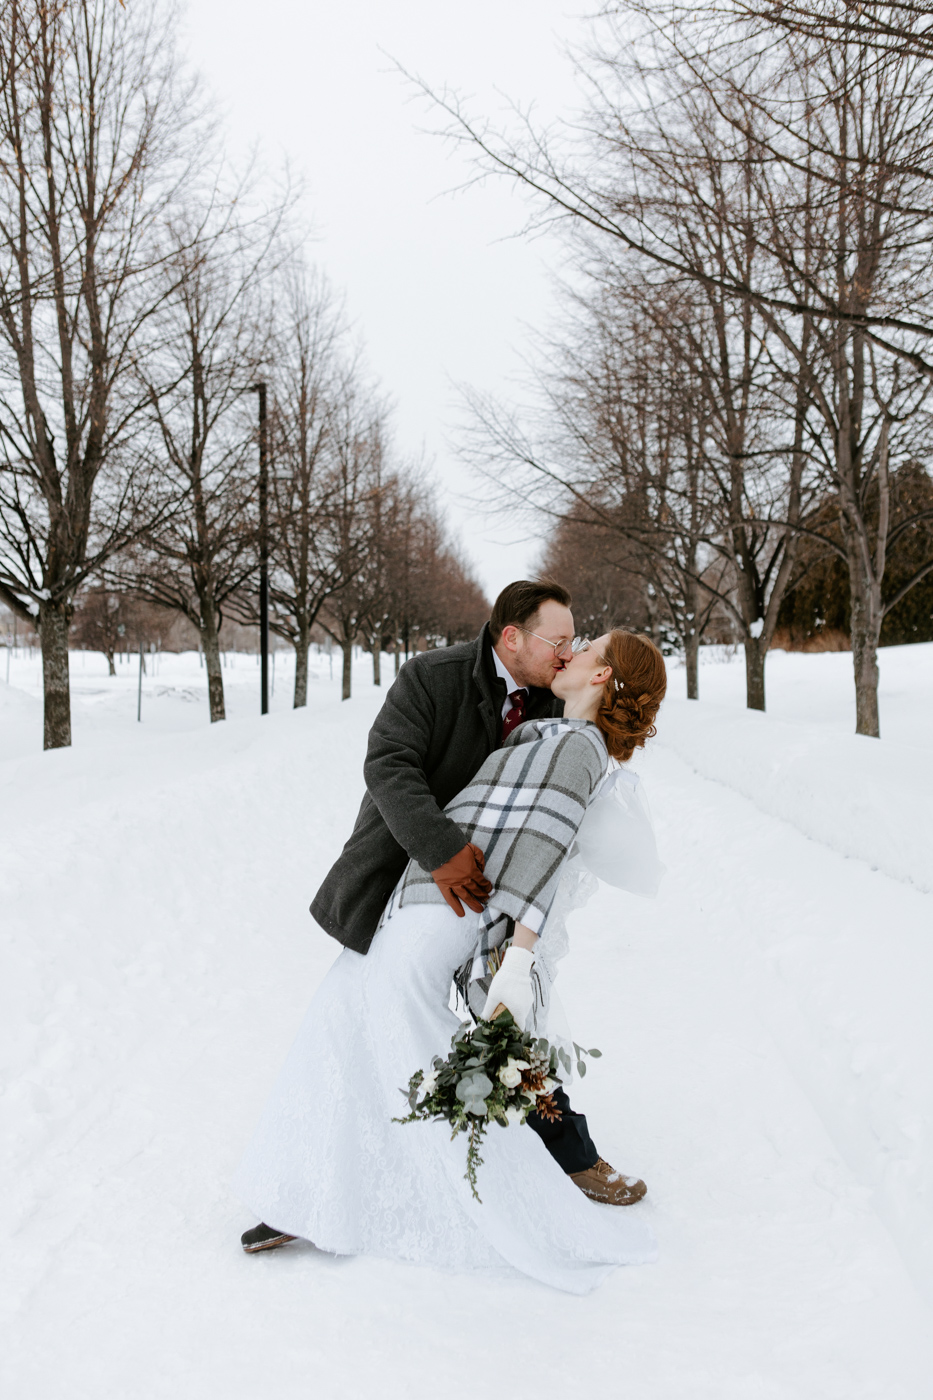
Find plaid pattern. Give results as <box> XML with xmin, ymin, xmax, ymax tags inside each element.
<box><xmin>384</xmin><ymin>718</ymin><xmax>608</xmax><ymax>948</ymax></box>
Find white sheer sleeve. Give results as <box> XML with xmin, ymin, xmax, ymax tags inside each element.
<box><xmin>572</xmin><ymin>768</ymin><xmax>665</xmax><ymax>897</ymax></box>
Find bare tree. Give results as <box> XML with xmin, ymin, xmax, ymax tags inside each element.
<box><xmin>579</xmin><ymin>278</ymin><xmax>781</xmax><ymax>700</ymax></box>
<box><xmin>122</xmin><ymin>195</ymin><xmax>282</xmax><ymax>721</ymax></box>
<box><xmin>317</xmin><ymin>394</ymin><xmax>386</xmax><ymax>700</ymax></box>
<box><xmin>261</xmin><ymin>265</ymin><xmax>348</xmax><ymax>708</ymax></box>
<box><xmin>419</xmin><ymin>8</ymin><xmax>933</xmax><ymax>729</ymax></box>
<box><xmin>0</xmin><ymin>0</ymin><xmax>196</xmax><ymax>747</ymax></box>
<box><xmin>357</xmin><ymin>464</ymin><xmax>406</xmax><ymax>686</ymax></box>
<box><xmin>70</xmin><ymin>587</ymin><xmax>134</xmax><ymax>676</ymax></box>
<box><xmin>316</xmin><ymin>433</ymin><xmax>488</xmax><ymax>693</ymax></box>
<box><xmin>409</xmin><ymin>5</ymin><xmax>933</xmax><ymax>373</ymax></box>
<box><xmin>70</xmin><ymin>585</ymin><xmax>170</xmax><ymax>673</ymax></box>
<box><xmin>734</xmin><ymin>31</ymin><xmax>933</xmax><ymax>732</ymax></box>
<box><xmin>458</xmin><ymin>69</ymin><xmax>824</xmax><ymax>707</ymax></box>
<box><xmin>595</xmin><ymin>7</ymin><xmax>933</xmax><ymax>728</ymax></box>
<box><xmin>370</xmin><ymin>474</ymin><xmax>445</xmax><ymax>668</ymax></box>
<box><xmin>538</xmin><ymin>508</ymin><xmax>654</xmax><ymax>633</ymax></box>
<box><xmin>417</xmin><ymin>544</ymin><xmax>489</xmax><ymax>648</ymax></box>
<box><xmin>678</xmin><ymin>0</ymin><xmax>933</xmax><ymax>67</ymax></box>
<box><xmin>459</xmin><ymin>283</ymin><xmax>739</xmax><ymax>700</ymax></box>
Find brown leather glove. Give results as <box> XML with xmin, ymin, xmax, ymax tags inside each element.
<box><xmin>431</xmin><ymin>842</ymin><xmax>492</xmax><ymax>918</ymax></box>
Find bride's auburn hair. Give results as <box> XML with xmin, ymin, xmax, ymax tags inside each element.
<box><xmin>595</xmin><ymin>630</ymin><xmax>667</xmax><ymax>763</ymax></box>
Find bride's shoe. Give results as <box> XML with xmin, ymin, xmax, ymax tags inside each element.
<box><xmin>570</xmin><ymin>1158</ymin><xmax>647</xmax><ymax>1206</ymax></box>
<box><xmin>241</xmin><ymin>1221</ymin><xmax>298</xmax><ymax>1253</ymax></box>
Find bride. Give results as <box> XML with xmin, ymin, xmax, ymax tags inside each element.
<box><xmin>233</xmin><ymin>629</ymin><xmax>667</xmax><ymax>1295</ymax></box>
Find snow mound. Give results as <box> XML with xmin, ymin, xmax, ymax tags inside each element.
<box><xmin>0</xmin><ymin>677</ymin><xmax>41</xmax><ymax>761</ymax></box>
<box><xmin>3</xmin><ymin>650</ymin><xmax>933</xmax><ymax>1394</ymax></box>
<box><xmin>657</xmin><ymin>698</ymin><xmax>933</xmax><ymax>893</ymax></box>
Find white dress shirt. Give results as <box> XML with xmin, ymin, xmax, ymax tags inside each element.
<box><xmin>491</xmin><ymin>647</ymin><xmax>527</xmax><ymax>720</ymax></box>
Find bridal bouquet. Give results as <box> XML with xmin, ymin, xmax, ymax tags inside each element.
<box><xmin>395</xmin><ymin>1011</ymin><xmax>599</xmax><ymax>1201</ymax></box>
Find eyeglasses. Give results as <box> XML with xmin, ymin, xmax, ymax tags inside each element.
<box><xmin>566</xmin><ymin>636</ymin><xmax>623</xmax><ymax>690</ymax></box>
<box><xmin>512</xmin><ymin>627</ymin><xmax>609</xmax><ymax>665</ymax></box>
<box><xmin>571</xmin><ymin>637</ymin><xmax>609</xmax><ymax>666</ymax></box>
<box><xmin>512</xmin><ymin>625</ymin><xmax>576</xmax><ymax>660</ymax></box>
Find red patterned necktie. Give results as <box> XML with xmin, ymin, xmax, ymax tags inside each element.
<box><xmin>501</xmin><ymin>688</ymin><xmax>527</xmax><ymax>739</ymax></box>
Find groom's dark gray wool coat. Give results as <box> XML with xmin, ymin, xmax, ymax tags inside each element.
<box><xmin>311</xmin><ymin>623</ymin><xmax>561</xmax><ymax>954</ymax></box>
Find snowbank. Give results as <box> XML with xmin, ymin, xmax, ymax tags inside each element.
<box><xmin>0</xmin><ymin>673</ymin><xmax>41</xmax><ymax>761</ymax></box>
<box><xmin>674</xmin><ymin>640</ymin><xmax>933</xmax><ymax>750</ymax></box>
<box><xmin>2</xmin><ymin>648</ymin><xmax>932</xmax><ymax>1396</ymax></box>
<box><xmin>656</xmin><ymin>698</ymin><xmax>933</xmax><ymax>893</ymax></box>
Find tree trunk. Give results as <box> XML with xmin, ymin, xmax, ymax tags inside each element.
<box><xmin>199</xmin><ymin>608</ymin><xmax>226</xmax><ymax>722</ymax></box>
<box><xmin>852</xmin><ymin>629</ymin><xmax>881</xmax><ymax>737</ymax></box>
<box><xmin>341</xmin><ymin>640</ymin><xmax>353</xmax><ymax>700</ymax></box>
<box><xmin>293</xmin><ymin>624</ymin><xmax>310</xmax><ymax>709</ymax></box>
<box><xmin>394</xmin><ymin>648</ymin><xmax>401</xmax><ymax>676</ymax></box>
<box><xmin>684</xmin><ymin>629</ymin><xmax>699</xmax><ymax>700</ymax></box>
<box><xmin>841</xmin><ymin>418</ymin><xmax>887</xmax><ymax>739</ymax></box>
<box><xmin>744</xmin><ymin>638</ymin><xmax>766</xmax><ymax>712</ymax></box>
<box><xmin>849</xmin><ymin>578</ymin><xmax>882</xmax><ymax>738</ymax></box>
<box><xmin>106</xmin><ymin>648</ymin><xmax>116</xmax><ymax>677</ymax></box>
<box><xmin>39</xmin><ymin>599</ymin><xmax>73</xmax><ymax>750</ymax></box>
<box><xmin>372</xmin><ymin>639</ymin><xmax>381</xmax><ymax>686</ymax></box>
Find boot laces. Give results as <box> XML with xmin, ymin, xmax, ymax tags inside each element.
<box><xmin>594</xmin><ymin>1157</ymin><xmax>621</xmax><ymax>1182</ymax></box>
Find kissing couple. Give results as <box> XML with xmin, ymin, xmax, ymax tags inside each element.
<box><xmin>234</xmin><ymin>579</ymin><xmax>667</xmax><ymax>1294</ymax></box>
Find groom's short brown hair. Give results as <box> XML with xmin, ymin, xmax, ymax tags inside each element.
<box><xmin>488</xmin><ymin>579</ymin><xmax>572</xmax><ymax>643</ymax></box>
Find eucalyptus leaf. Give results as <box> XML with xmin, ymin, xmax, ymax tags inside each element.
<box><xmin>456</xmin><ymin>1071</ymin><xmax>493</xmax><ymax>1105</ymax></box>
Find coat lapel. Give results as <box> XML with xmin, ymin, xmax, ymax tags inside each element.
<box><xmin>471</xmin><ymin>622</ymin><xmax>563</xmax><ymax>748</ymax></box>
<box><xmin>472</xmin><ymin>624</ymin><xmax>501</xmax><ymax>748</ymax></box>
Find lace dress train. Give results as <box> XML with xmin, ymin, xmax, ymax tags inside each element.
<box><xmin>232</xmin><ymin>902</ymin><xmax>656</xmax><ymax>1295</ymax></box>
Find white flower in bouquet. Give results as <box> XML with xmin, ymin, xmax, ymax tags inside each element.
<box><xmin>504</xmin><ymin>1104</ymin><xmax>524</xmax><ymax>1125</ymax></box>
<box><xmin>497</xmin><ymin>1056</ymin><xmax>528</xmax><ymax>1089</ymax></box>
<box><xmin>420</xmin><ymin>1068</ymin><xmax>439</xmax><ymax>1098</ymax></box>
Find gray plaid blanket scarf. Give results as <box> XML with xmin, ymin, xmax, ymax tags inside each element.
<box><xmin>382</xmin><ymin>718</ymin><xmax>608</xmax><ymax>965</ymax></box>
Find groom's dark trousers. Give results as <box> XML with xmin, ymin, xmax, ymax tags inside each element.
<box><xmin>311</xmin><ymin>623</ymin><xmax>600</xmax><ymax>1176</ymax></box>
<box><xmin>527</xmin><ymin>1088</ymin><xmax>598</xmax><ymax>1173</ymax></box>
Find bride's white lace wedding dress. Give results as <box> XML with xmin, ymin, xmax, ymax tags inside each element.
<box><xmin>233</xmin><ymin>897</ymin><xmax>657</xmax><ymax>1294</ymax></box>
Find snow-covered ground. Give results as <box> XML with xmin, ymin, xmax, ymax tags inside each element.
<box><xmin>2</xmin><ymin>643</ymin><xmax>932</xmax><ymax>1397</ymax></box>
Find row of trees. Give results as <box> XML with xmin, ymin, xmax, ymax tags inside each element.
<box><xmin>111</xmin><ymin>253</ymin><xmax>486</xmax><ymax>720</ymax></box>
<box><xmin>0</xmin><ymin>0</ymin><xmax>486</xmax><ymax>748</ymax></box>
<box><xmin>441</xmin><ymin>0</ymin><xmax>933</xmax><ymax>734</ymax></box>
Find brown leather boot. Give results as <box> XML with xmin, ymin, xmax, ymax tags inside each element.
<box><xmin>570</xmin><ymin>1158</ymin><xmax>647</xmax><ymax>1206</ymax></box>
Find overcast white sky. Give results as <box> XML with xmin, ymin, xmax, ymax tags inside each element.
<box><xmin>180</xmin><ymin>1</ymin><xmax>594</xmax><ymax>600</ymax></box>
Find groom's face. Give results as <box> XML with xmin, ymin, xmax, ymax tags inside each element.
<box><xmin>506</xmin><ymin>600</ymin><xmax>576</xmax><ymax>691</ymax></box>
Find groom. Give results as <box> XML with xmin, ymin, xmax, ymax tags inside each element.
<box><xmin>311</xmin><ymin>579</ymin><xmax>646</xmax><ymax>1207</ymax></box>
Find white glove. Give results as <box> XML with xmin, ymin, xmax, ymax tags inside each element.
<box><xmin>482</xmin><ymin>946</ymin><xmax>535</xmax><ymax>1030</ymax></box>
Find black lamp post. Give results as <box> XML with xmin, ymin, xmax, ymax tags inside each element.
<box><xmin>251</xmin><ymin>381</ymin><xmax>269</xmax><ymax>715</ymax></box>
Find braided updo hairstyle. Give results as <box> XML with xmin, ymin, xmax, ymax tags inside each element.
<box><xmin>594</xmin><ymin>630</ymin><xmax>667</xmax><ymax>762</ymax></box>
